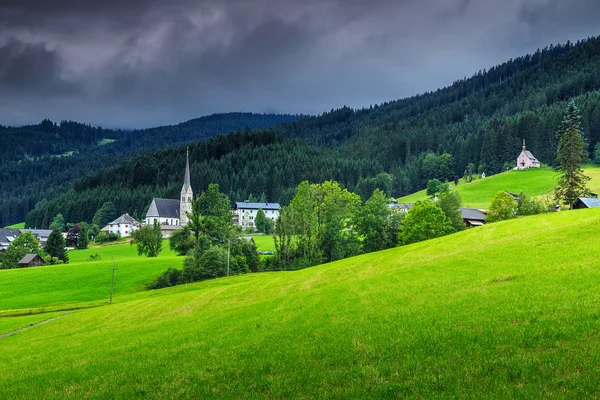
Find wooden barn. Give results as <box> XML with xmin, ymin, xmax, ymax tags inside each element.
<box><xmin>18</xmin><ymin>254</ymin><xmax>46</xmax><ymax>268</ymax></box>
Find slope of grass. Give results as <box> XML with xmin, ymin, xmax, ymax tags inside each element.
<box><xmin>0</xmin><ymin>312</ymin><xmax>68</xmax><ymax>335</ymax></box>
<box><xmin>245</xmin><ymin>234</ymin><xmax>276</xmax><ymax>252</ymax></box>
<box><xmin>0</xmin><ymin>241</ymin><xmax>180</xmax><ymax>312</ymax></box>
<box><xmin>398</xmin><ymin>165</ymin><xmax>600</xmax><ymax>209</ymax></box>
<box><xmin>4</xmin><ymin>222</ymin><xmax>25</xmax><ymax>229</ymax></box>
<box><xmin>2</xmin><ymin>209</ymin><xmax>600</xmax><ymax>398</ymax></box>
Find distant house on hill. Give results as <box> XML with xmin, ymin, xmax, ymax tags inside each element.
<box><xmin>18</xmin><ymin>254</ymin><xmax>45</xmax><ymax>268</ymax></box>
<box><xmin>234</xmin><ymin>201</ymin><xmax>281</xmax><ymax>229</ymax></box>
<box><xmin>460</xmin><ymin>208</ymin><xmax>487</xmax><ymax>227</ymax></box>
<box><xmin>516</xmin><ymin>139</ymin><xmax>541</xmax><ymax>170</ymax></box>
<box><xmin>105</xmin><ymin>214</ymin><xmax>141</xmax><ymax>237</ymax></box>
<box><xmin>388</xmin><ymin>203</ymin><xmax>414</xmax><ymax>213</ymax></box>
<box><xmin>572</xmin><ymin>198</ymin><xmax>600</xmax><ymax>210</ymax></box>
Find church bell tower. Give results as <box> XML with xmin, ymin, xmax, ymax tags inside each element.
<box><xmin>180</xmin><ymin>147</ymin><xmax>193</xmax><ymax>226</ymax></box>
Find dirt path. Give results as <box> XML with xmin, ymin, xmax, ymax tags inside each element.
<box><xmin>0</xmin><ymin>313</ymin><xmax>71</xmax><ymax>339</ymax></box>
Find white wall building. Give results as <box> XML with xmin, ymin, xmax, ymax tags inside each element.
<box><xmin>105</xmin><ymin>214</ymin><xmax>141</xmax><ymax>237</ymax></box>
<box><xmin>234</xmin><ymin>201</ymin><xmax>281</xmax><ymax>229</ymax></box>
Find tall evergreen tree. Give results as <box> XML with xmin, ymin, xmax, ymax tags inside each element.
<box><xmin>555</xmin><ymin>100</ymin><xmax>590</xmax><ymax>207</ymax></box>
<box><xmin>46</xmin><ymin>228</ymin><xmax>69</xmax><ymax>263</ymax></box>
<box><xmin>92</xmin><ymin>202</ymin><xmax>118</xmax><ymax>227</ymax></box>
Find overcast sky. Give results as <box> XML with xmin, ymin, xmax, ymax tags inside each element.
<box><xmin>1</xmin><ymin>0</ymin><xmax>599</xmax><ymax>128</ymax></box>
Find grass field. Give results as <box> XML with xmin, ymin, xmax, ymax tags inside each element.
<box><xmin>397</xmin><ymin>165</ymin><xmax>600</xmax><ymax>209</ymax></box>
<box><xmin>0</xmin><ymin>240</ymin><xmax>180</xmax><ymax>312</ymax></box>
<box><xmin>4</xmin><ymin>222</ymin><xmax>25</xmax><ymax>229</ymax></box>
<box><xmin>245</xmin><ymin>234</ymin><xmax>276</xmax><ymax>252</ymax></box>
<box><xmin>2</xmin><ymin>209</ymin><xmax>600</xmax><ymax>397</ymax></box>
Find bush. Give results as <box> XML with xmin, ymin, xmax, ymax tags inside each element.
<box><xmin>148</xmin><ymin>267</ymin><xmax>182</xmax><ymax>290</ymax></box>
<box><xmin>517</xmin><ymin>192</ymin><xmax>546</xmax><ymax>216</ymax></box>
<box><xmin>88</xmin><ymin>254</ymin><xmax>102</xmax><ymax>261</ymax></box>
<box><xmin>486</xmin><ymin>192</ymin><xmax>517</xmax><ymax>223</ymax></box>
<box><xmin>169</xmin><ymin>228</ymin><xmax>194</xmax><ymax>256</ymax></box>
<box><xmin>399</xmin><ymin>201</ymin><xmax>455</xmax><ymax>245</ymax></box>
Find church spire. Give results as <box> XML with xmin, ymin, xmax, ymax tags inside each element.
<box><xmin>183</xmin><ymin>146</ymin><xmax>191</xmax><ymax>191</ymax></box>
<box><xmin>522</xmin><ymin>139</ymin><xmax>526</xmax><ymax>151</ymax></box>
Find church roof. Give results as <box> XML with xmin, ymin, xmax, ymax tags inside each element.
<box><xmin>146</xmin><ymin>199</ymin><xmax>181</xmax><ymax>219</ymax></box>
<box><xmin>522</xmin><ymin>150</ymin><xmax>539</xmax><ymax>162</ymax></box>
<box><xmin>108</xmin><ymin>214</ymin><xmax>140</xmax><ymax>226</ymax></box>
<box><xmin>235</xmin><ymin>202</ymin><xmax>281</xmax><ymax>210</ymax></box>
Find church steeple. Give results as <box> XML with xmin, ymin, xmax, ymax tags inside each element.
<box><xmin>183</xmin><ymin>146</ymin><xmax>191</xmax><ymax>192</ymax></box>
<box><xmin>180</xmin><ymin>147</ymin><xmax>193</xmax><ymax>226</ymax></box>
<box><xmin>522</xmin><ymin>139</ymin><xmax>526</xmax><ymax>151</ymax></box>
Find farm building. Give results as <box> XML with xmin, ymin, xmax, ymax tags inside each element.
<box><xmin>18</xmin><ymin>254</ymin><xmax>45</xmax><ymax>268</ymax></box>
<box><xmin>460</xmin><ymin>208</ymin><xmax>487</xmax><ymax>227</ymax></box>
<box><xmin>572</xmin><ymin>198</ymin><xmax>600</xmax><ymax>209</ymax></box>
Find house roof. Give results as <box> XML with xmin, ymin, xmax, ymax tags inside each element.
<box><xmin>0</xmin><ymin>228</ymin><xmax>21</xmax><ymax>249</ymax></box>
<box><xmin>108</xmin><ymin>214</ymin><xmax>140</xmax><ymax>226</ymax></box>
<box><xmin>577</xmin><ymin>198</ymin><xmax>600</xmax><ymax>208</ymax></box>
<box><xmin>235</xmin><ymin>202</ymin><xmax>281</xmax><ymax>210</ymax></box>
<box><xmin>146</xmin><ymin>199</ymin><xmax>181</xmax><ymax>219</ymax></box>
<box><xmin>460</xmin><ymin>208</ymin><xmax>487</xmax><ymax>221</ymax></box>
<box><xmin>18</xmin><ymin>254</ymin><xmax>41</xmax><ymax>264</ymax></box>
<box><xmin>20</xmin><ymin>229</ymin><xmax>53</xmax><ymax>239</ymax></box>
<box><xmin>389</xmin><ymin>203</ymin><xmax>414</xmax><ymax>210</ymax></box>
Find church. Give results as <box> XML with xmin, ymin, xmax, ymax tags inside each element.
<box><xmin>145</xmin><ymin>149</ymin><xmax>193</xmax><ymax>237</ymax></box>
<box><xmin>516</xmin><ymin>139</ymin><xmax>541</xmax><ymax>170</ymax></box>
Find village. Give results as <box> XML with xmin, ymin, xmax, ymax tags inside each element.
<box><xmin>3</xmin><ymin>139</ymin><xmax>600</xmax><ymax>269</ymax></box>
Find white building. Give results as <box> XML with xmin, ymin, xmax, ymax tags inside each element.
<box><xmin>145</xmin><ymin>148</ymin><xmax>193</xmax><ymax>237</ymax></box>
<box><xmin>234</xmin><ymin>201</ymin><xmax>281</xmax><ymax>229</ymax></box>
<box><xmin>105</xmin><ymin>214</ymin><xmax>141</xmax><ymax>237</ymax></box>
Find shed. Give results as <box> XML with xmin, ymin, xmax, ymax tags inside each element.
<box><xmin>572</xmin><ymin>198</ymin><xmax>600</xmax><ymax>209</ymax></box>
<box><xmin>18</xmin><ymin>254</ymin><xmax>46</xmax><ymax>268</ymax></box>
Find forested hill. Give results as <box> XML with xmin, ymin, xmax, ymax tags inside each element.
<box><xmin>0</xmin><ymin>113</ymin><xmax>301</xmax><ymax>227</ymax></box>
<box><xmin>19</xmin><ymin>35</ymin><xmax>600</xmax><ymax>228</ymax></box>
<box><xmin>274</xmin><ymin>36</ymin><xmax>600</xmax><ymax>194</ymax></box>
<box><xmin>25</xmin><ymin>130</ymin><xmax>380</xmax><ymax>227</ymax></box>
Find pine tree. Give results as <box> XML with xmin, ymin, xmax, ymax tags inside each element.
<box><xmin>555</xmin><ymin>100</ymin><xmax>590</xmax><ymax>208</ymax></box>
<box><xmin>255</xmin><ymin>208</ymin><xmax>268</xmax><ymax>233</ymax></box>
<box><xmin>46</xmin><ymin>228</ymin><xmax>69</xmax><ymax>263</ymax></box>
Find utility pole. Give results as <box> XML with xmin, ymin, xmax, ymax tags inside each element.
<box><xmin>109</xmin><ymin>258</ymin><xmax>117</xmax><ymax>305</ymax></box>
<box><xmin>226</xmin><ymin>238</ymin><xmax>231</xmax><ymax>277</ymax></box>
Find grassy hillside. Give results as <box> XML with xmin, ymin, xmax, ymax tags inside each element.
<box><xmin>4</xmin><ymin>222</ymin><xmax>25</xmax><ymax>228</ymax></box>
<box><xmin>2</xmin><ymin>210</ymin><xmax>600</xmax><ymax>397</ymax></box>
<box><xmin>0</xmin><ymin>241</ymin><xmax>180</xmax><ymax>312</ymax></box>
<box><xmin>397</xmin><ymin>165</ymin><xmax>600</xmax><ymax>208</ymax></box>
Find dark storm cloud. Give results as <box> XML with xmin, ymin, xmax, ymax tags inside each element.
<box><xmin>0</xmin><ymin>0</ymin><xmax>599</xmax><ymax>128</ymax></box>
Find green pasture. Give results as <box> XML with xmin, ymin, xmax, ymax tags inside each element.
<box><xmin>397</xmin><ymin>165</ymin><xmax>600</xmax><ymax>208</ymax></box>
<box><xmin>2</xmin><ymin>209</ymin><xmax>600</xmax><ymax>397</ymax></box>
<box><xmin>245</xmin><ymin>234</ymin><xmax>276</xmax><ymax>252</ymax></box>
<box><xmin>0</xmin><ymin>240</ymin><xmax>181</xmax><ymax>312</ymax></box>
<box><xmin>4</xmin><ymin>222</ymin><xmax>25</xmax><ymax>229</ymax></box>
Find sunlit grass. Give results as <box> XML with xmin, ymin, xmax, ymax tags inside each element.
<box><xmin>2</xmin><ymin>209</ymin><xmax>600</xmax><ymax>397</ymax></box>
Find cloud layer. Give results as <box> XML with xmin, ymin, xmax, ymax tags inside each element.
<box><xmin>1</xmin><ymin>0</ymin><xmax>599</xmax><ymax>128</ymax></box>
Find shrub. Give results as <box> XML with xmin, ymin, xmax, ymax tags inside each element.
<box><xmin>147</xmin><ymin>268</ymin><xmax>182</xmax><ymax>290</ymax></box>
<box><xmin>399</xmin><ymin>201</ymin><xmax>455</xmax><ymax>245</ymax></box>
<box><xmin>486</xmin><ymin>192</ymin><xmax>517</xmax><ymax>223</ymax></box>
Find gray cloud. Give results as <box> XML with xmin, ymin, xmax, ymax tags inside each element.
<box><xmin>0</xmin><ymin>0</ymin><xmax>599</xmax><ymax>128</ymax></box>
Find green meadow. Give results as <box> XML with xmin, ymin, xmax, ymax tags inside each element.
<box><xmin>245</xmin><ymin>234</ymin><xmax>276</xmax><ymax>252</ymax></box>
<box><xmin>0</xmin><ymin>240</ymin><xmax>180</xmax><ymax>312</ymax></box>
<box><xmin>2</xmin><ymin>209</ymin><xmax>600</xmax><ymax>398</ymax></box>
<box><xmin>397</xmin><ymin>165</ymin><xmax>600</xmax><ymax>208</ymax></box>
<box><xmin>4</xmin><ymin>222</ymin><xmax>25</xmax><ymax>229</ymax></box>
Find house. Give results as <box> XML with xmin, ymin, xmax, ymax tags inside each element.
<box><xmin>0</xmin><ymin>228</ymin><xmax>53</xmax><ymax>253</ymax></box>
<box><xmin>105</xmin><ymin>214</ymin><xmax>141</xmax><ymax>237</ymax></box>
<box><xmin>234</xmin><ymin>201</ymin><xmax>281</xmax><ymax>229</ymax></box>
<box><xmin>0</xmin><ymin>228</ymin><xmax>21</xmax><ymax>253</ymax></box>
<box><xmin>516</xmin><ymin>139</ymin><xmax>541</xmax><ymax>170</ymax></box>
<box><xmin>145</xmin><ymin>148</ymin><xmax>193</xmax><ymax>237</ymax></box>
<box><xmin>388</xmin><ymin>203</ymin><xmax>414</xmax><ymax>213</ymax></box>
<box><xmin>18</xmin><ymin>254</ymin><xmax>45</xmax><ymax>268</ymax></box>
<box><xmin>572</xmin><ymin>198</ymin><xmax>600</xmax><ymax>209</ymax></box>
<box><xmin>22</xmin><ymin>229</ymin><xmax>53</xmax><ymax>247</ymax></box>
<box><xmin>460</xmin><ymin>208</ymin><xmax>487</xmax><ymax>227</ymax></box>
